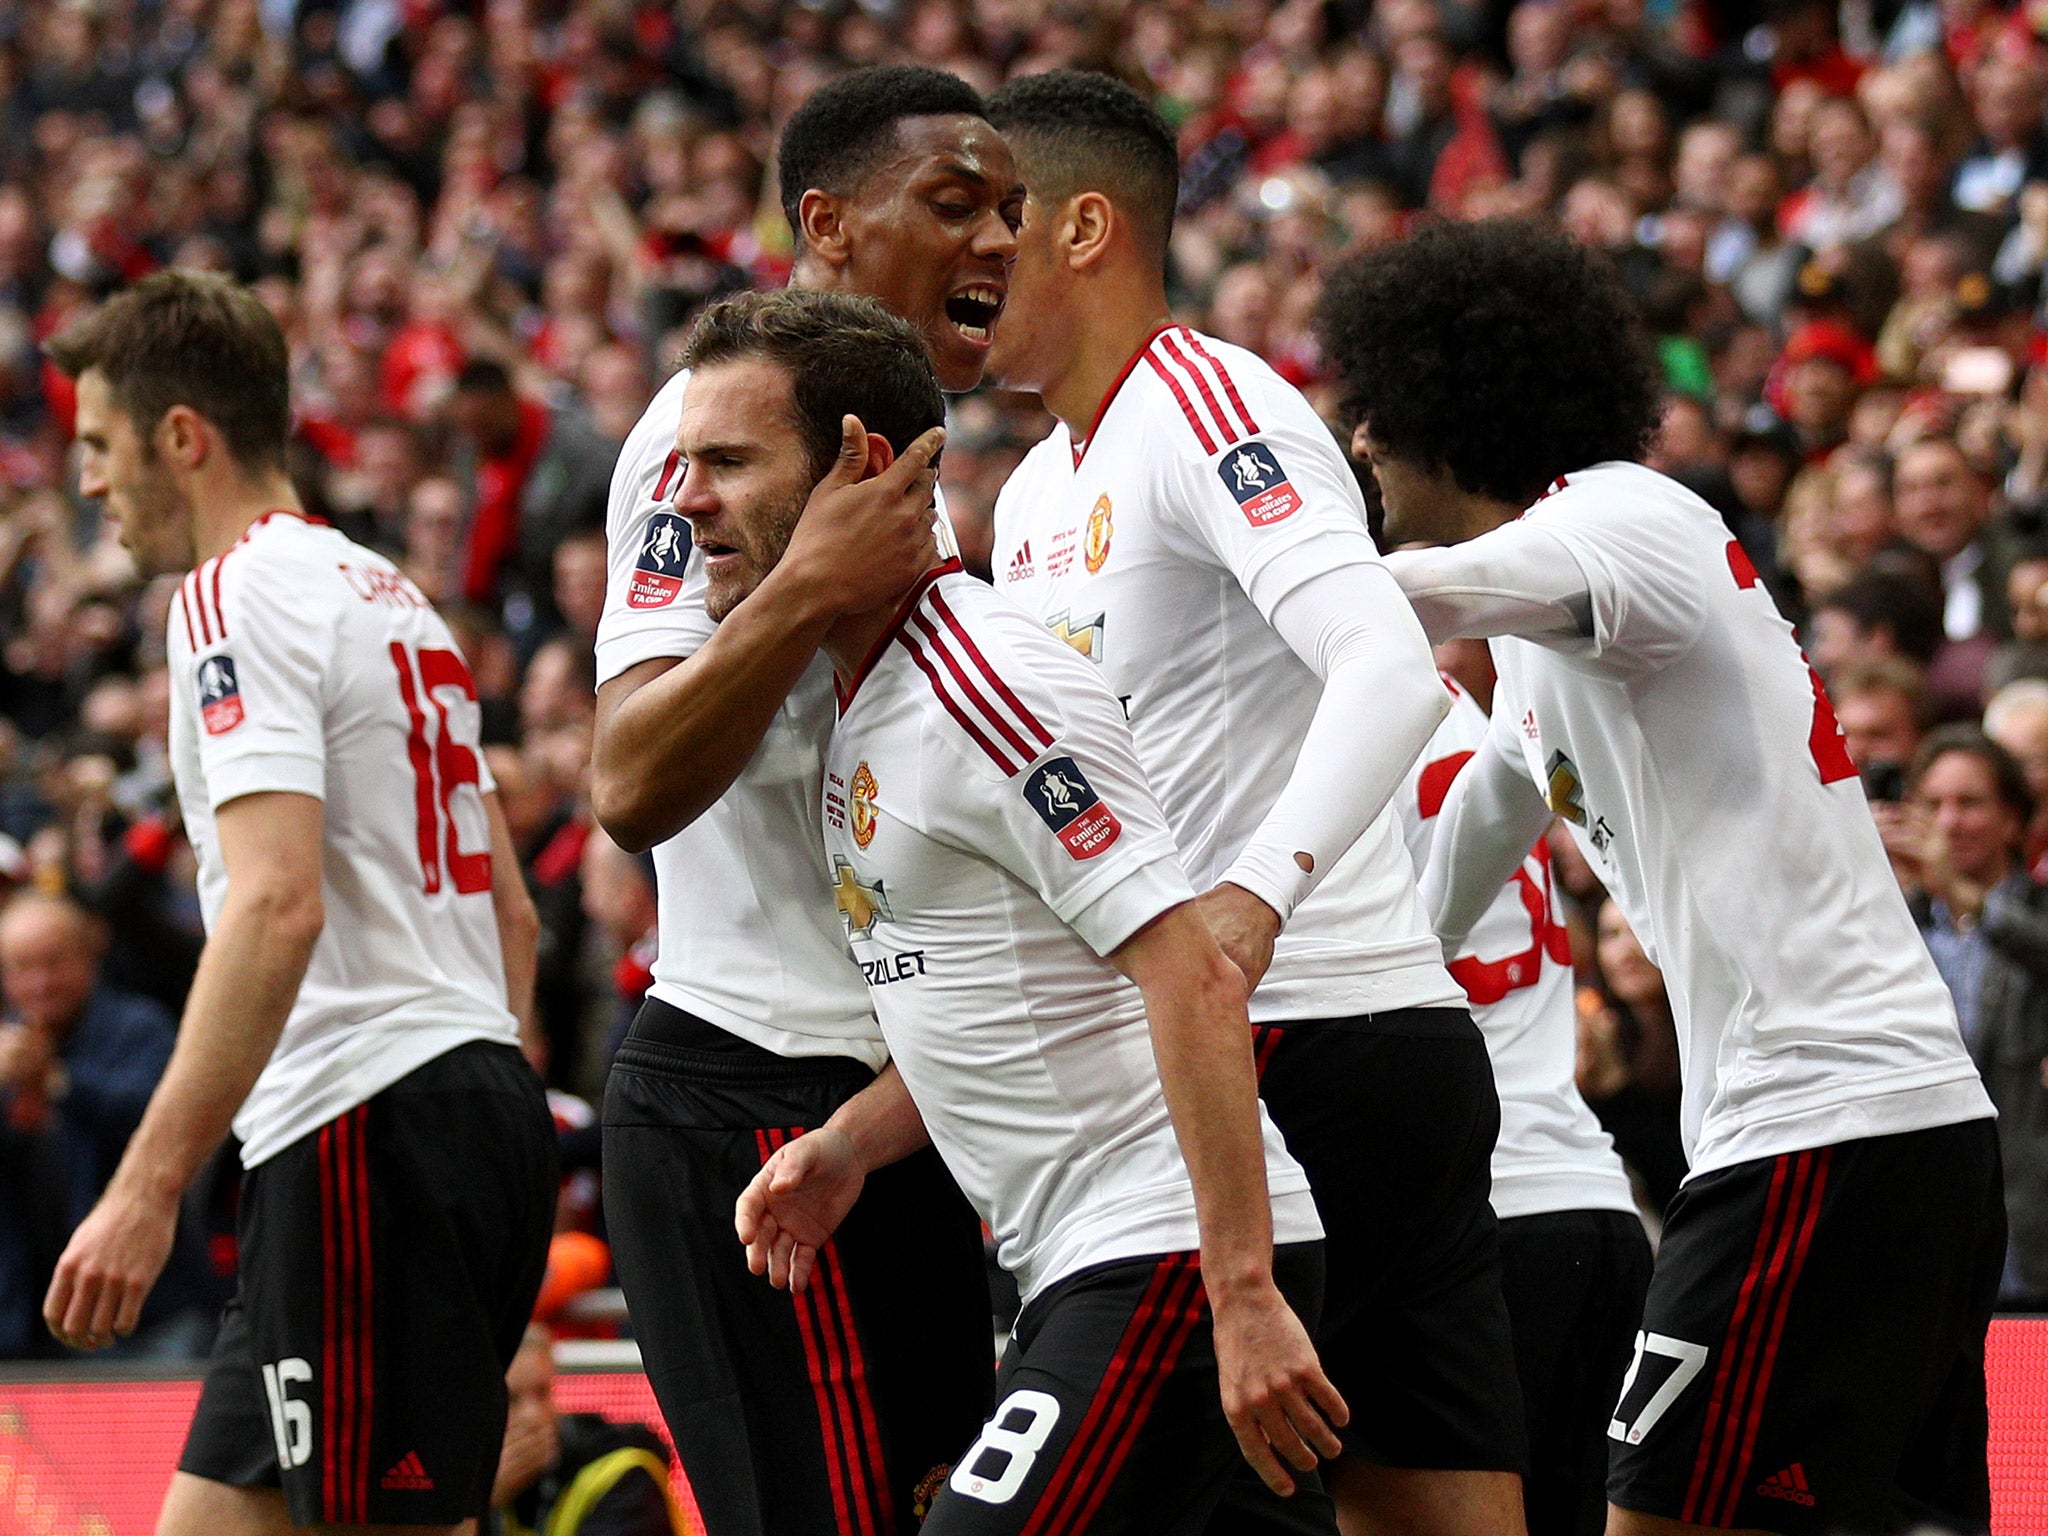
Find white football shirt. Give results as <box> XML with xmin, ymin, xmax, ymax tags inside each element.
<box><xmin>595</xmin><ymin>367</ymin><xmax>880</xmax><ymax>1066</ymax></box>
<box><xmin>1415</xmin><ymin>462</ymin><xmax>1993</xmax><ymax>1178</ymax></box>
<box><xmin>990</xmin><ymin>325</ymin><xmax>1461</xmax><ymax>1023</ymax></box>
<box><xmin>824</xmin><ymin>565</ymin><xmax>1322</xmax><ymax>1301</ymax></box>
<box><xmin>167</xmin><ymin>512</ymin><xmax>519</xmax><ymax>1168</ymax></box>
<box><xmin>1397</xmin><ymin>677</ymin><xmax>1636</xmax><ymax>1220</ymax></box>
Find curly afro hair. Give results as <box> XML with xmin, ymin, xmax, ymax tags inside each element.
<box><xmin>1317</xmin><ymin>219</ymin><xmax>1663</xmax><ymax>507</ymax></box>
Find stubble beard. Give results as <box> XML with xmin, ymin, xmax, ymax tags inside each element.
<box><xmin>117</xmin><ymin>451</ymin><xmax>198</xmax><ymax>578</ymax></box>
<box><xmin>702</xmin><ymin>485</ymin><xmax>811</xmax><ymax>624</ymax></box>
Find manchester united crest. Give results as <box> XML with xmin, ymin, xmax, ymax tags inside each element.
<box><xmin>1084</xmin><ymin>494</ymin><xmax>1113</xmax><ymax>573</ymax></box>
<box><xmin>850</xmin><ymin>761</ymin><xmax>879</xmax><ymax>849</ymax></box>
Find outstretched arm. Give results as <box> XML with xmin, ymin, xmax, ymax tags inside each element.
<box><xmin>1203</xmin><ymin>557</ymin><xmax>1450</xmax><ymax>985</ymax></box>
<box><xmin>1382</xmin><ymin>522</ymin><xmax>1594</xmax><ymax>645</ymax></box>
<box><xmin>46</xmin><ymin>790</ymin><xmax>325</xmax><ymax>1348</ymax></box>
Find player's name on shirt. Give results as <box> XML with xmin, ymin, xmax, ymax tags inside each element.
<box><xmin>168</xmin><ymin>511</ymin><xmax>518</xmax><ymax>1168</ymax></box>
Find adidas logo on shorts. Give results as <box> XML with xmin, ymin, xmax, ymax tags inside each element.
<box><xmin>381</xmin><ymin>1451</ymin><xmax>435</xmax><ymax>1491</ymax></box>
<box><xmin>1756</xmin><ymin>1464</ymin><xmax>1815</xmax><ymax>1506</ymax></box>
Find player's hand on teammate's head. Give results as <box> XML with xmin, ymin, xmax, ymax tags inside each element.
<box><xmin>1211</xmin><ymin>1284</ymin><xmax>1349</xmax><ymax>1497</ymax></box>
<box><xmin>783</xmin><ymin>415</ymin><xmax>947</xmax><ymax>620</ymax></box>
<box><xmin>734</xmin><ymin>1125</ymin><xmax>868</xmax><ymax>1294</ymax></box>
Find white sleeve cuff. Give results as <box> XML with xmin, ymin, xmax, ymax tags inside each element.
<box><xmin>206</xmin><ymin>751</ymin><xmax>326</xmax><ymax>810</ymax></box>
<box><xmin>1067</xmin><ymin>855</ymin><xmax>1197</xmax><ymax>957</ymax></box>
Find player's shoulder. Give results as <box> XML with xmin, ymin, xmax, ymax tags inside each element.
<box><xmin>1127</xmin><ymin>326</ymin><xmax>1322</xmax><ymax>454</ymax></box>
<box><xmin>203</xmin><ymin>512</ymin><xmax>362</xmax><ymax>623</ymax></box>
<box><xmin>1006</xmin><ymin>422</ymin><xmax>1074</xmax><ymax>489</ymax></box>
<box><xmin>881</xmin><ymin>567</ymin><xmax>1075</xmax><ymax>780</ymax></box>
<box><xmin>625</xmin><ymin>365</ymin><xmax>692</xmax><ymax>463</ymax></box>
<box><xmin>1526</xmin><ymin>461</ymin><xmax>1722</xmax><ymax>547</ymax></box>
<box><xmin>1430</xmin><ymin>673</ymin><xmax>1490</xmax><ymax>753</ymax></box>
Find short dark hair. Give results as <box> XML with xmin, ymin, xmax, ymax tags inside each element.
<box><xmin>1813</xmin><ymin>568</ymin><xmax>1945</xmax><ymax>664</ymax></box>
<box><xmin>677</xmin><ymin>289</ymin><xmax>945</xmax><ymax>481</ymax></box>
<box><xmin>1317</xmin><ymin>219</ymin><xmax>1663</xmax><ymax>506</ymax></box>
<box><xmin>1912</xmin><ymin>725</ymin><xmax>2035</xmax><ymax>825</ymax></box>
<box><xmin>46</xmin><ymin>269</ymin><xmax>290</xmax><ymax>472</ymax></box>
<box><xmin>985</xmin><ymin>70</ymin><xmax>1180</xmax><ymax>264</ymax></box>
<box><xmin>777</xmin><ymin>65</ymin><xmax>986</xmax><ymax>239</ymax></box>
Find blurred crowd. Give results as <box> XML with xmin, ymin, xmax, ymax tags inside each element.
<box><xmin>2</xmin><ymin>0</ymin><xmax>2048</xmax><ymax>1352</ymax></box>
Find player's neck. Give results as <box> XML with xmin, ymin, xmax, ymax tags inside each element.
<box><xmin>821</xmin><ymin>558</ymin><xmax>953</xmax><ymax>692</ymax></box>
<box><xmin>190</xmin><ymin>467</ymin><xmax>307</xmax><ymax>564</ymax></box>
<box><xmin>1043</xmin><ymin>286</ymin><xmax>1172</xmax><ymax>442</ymax></box>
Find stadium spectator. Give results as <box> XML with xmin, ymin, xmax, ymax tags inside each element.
<box><xmin>491</xmin><ymin>1327</ymin><xmax>684</xmax><ymax>1536</ymax></box>
<box><xmin>1885</xmin><ymin>729</ymin><xmax>2048</xmax><ymax>1306</ymax></box>
<box><xmin>0</xmin><ymin>891</ymin><xmax>215</xmax><ymax>1356</ymax></box>
<box><xmin>1580</xmin><ymin>898</ymin><xmax>1688</xmax><ymax>1215</ymax></box>
<box><xmin>1987</xmin><ymin>676</ymin><xmax>2048</xmax><ymax>874</ymax></box>
<box><xmin>1834</xmin><ymin>654</ymin><xmax>1931</xmax><ymax>768</ymax></box>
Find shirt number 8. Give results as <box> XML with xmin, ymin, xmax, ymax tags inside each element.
<box><xmin>949</xmin><ymin>1389</ymin><xmax>1062</xmax><ymax>1505</ymax></box>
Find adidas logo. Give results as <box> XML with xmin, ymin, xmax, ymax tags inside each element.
<box><xmin>1756</xmin><ymin>1464</ymin><xmax>1814</xmax><ymax>1506</ymax></box>
<box><xmin>1007</xmin><ymin>541</ymin><xmax>1035</xmax><ymax>581</ymax></box>
<box><xmin>381</xmin><ymin>1452</ymin><xmax>434</xmax><ymax>1491</ymax></box>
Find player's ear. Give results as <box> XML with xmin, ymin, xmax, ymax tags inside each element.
<box><xmin>159</xmin><ymin>404</ymin><xmax>209</xmax><ymax>471</ymax></box>
<box><xmin>798</xmin><ymin>190</ymin><xmax>852</xmax><ymax>269</ymax></box>
<box><xmin>860</xmin><ymin>431</ymin><xmax>896</xmax><ymax>478</ymax></box>
<box><xmin>1065</xmin><ymin>192</ymin><xmax>1114</xmax><ymax>273</ymax></box>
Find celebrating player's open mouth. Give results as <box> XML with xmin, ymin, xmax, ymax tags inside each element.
<box><xmin>942</xmin><ymin>280</ymin><xmax>1005</xmax><ymax>349</ymax></box>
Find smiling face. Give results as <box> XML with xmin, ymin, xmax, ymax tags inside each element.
<box><xmin>671</xmin><ymin>357</ymin><xmax>817</xmax><ymax>622</ymax></box>
<box><xmin>71</xmin><ymin>369</ymin><xmax>196</xmax><ymax>576</ymax></box>
<box><xmin>824</xmin><ymin>115</ymin><xmax>1022</xmax><ymax>392</ymax></box>
<box><xmin>1917</xmin><ymin>749</ymin><xmax>2023</xmax><ymax>887</ymax></box>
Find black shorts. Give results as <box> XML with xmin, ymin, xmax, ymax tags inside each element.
<box><xmin>1607</xmin><ymin>1118</ymin><xmax>2005</xmax><ymax>1534</ymax></box>
<box><xmin>1499</xmin><ymin>1208</ymin><xmax>1653</xmax><ymax>1536</ymax></box>
<box><xmin>925</xmin><ymin>1243</ymin><xmax>1335</xmax><ymax>1536</ymax></box>
<box><xmin>180</xmin><ymin>1040</ymin><xmax>557</xmax><ymax>1525</ymax></box>
<box><xmin>1252</xmin><ymin>1007</ymin><xmax>1527</xmax><ymax>1473</ymax></box>
<box><xmin>602</xmin><ymin>999</ymin><xmax>995</xmax><ymax>1536</ymax></box>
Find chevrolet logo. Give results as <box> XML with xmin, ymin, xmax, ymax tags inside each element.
<box><xmin>1047</xmin><ymin>610</ymin><xmax>1104</xmax><ymax>664</ymax></box>
<box><xmin>832</xmin><ymin>857</ymin><xmax>892</xmax><ymax>936</ymax></box>
<box><xmin>1546</xmin><ymin>750</ymin><xmax>1586</xmax><ymax>826</ymax></box>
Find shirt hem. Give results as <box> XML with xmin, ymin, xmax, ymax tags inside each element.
<box><xmin>1249</xmin><ymin>957</ymin><xmax>1465</xmax><ymax>1023</ymax></box>
<box><xmin>643</xmin><ymin>980</ymin><xmax>888</xmax><ymax>1070</ymax></box>
<box><xmin>1490</xmin><ymin>1163</ymin><xmax>1640</xmax><ymax>1220</ymax></box>
<box><xmin>1684</xmin><ymin>1069</ymin><xmax>1996</xmax><ymax>1181</ymax></box>
<box><xmin>237</xmin><ymin>1017</ymin><xmax>517</xmax><ymax>1168</ymax></box>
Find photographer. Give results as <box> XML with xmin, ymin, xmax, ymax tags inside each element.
<box><xmin>1880</xmin><ymin>728</ymin><xmax>2048</xmax><ymax>1307</ymax></box>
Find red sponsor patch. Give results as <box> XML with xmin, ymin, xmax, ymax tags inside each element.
<box><xmin>1056</xmin><ymin>802</ymin><xmax>1123</xmax><ymax>859</ymax></box>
